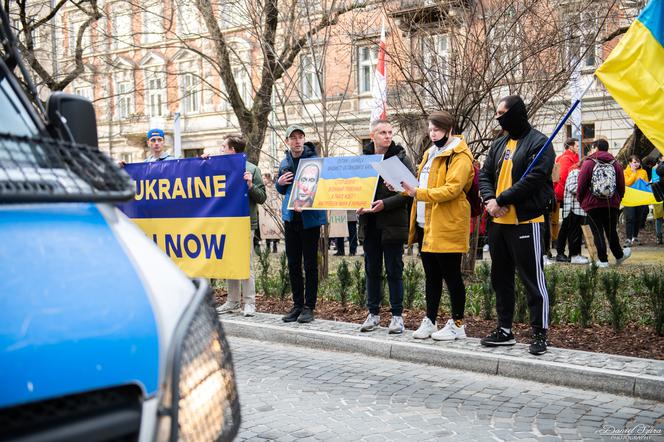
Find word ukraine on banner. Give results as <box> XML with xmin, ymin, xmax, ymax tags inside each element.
<box><xmin>287</xmin><ymin>155</ymin><xmax>383</xmax><ymax>210</ymax></box>
<box><xmin>119</xmin><ymin>155</ymin><xmax>250</xmax><ymax>279</ymax></box>
<box><xmin>595</xmin><ymin>0</ymin><xmax>664</xmax><ymax>154</ymax></box>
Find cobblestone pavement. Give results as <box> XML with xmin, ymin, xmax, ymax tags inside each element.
<box><xmin>230</xmin><ymin>337</ymin><xmax>664</xmax><ymax>442</ymax></box>
<box><xmin>223</xmin><ymin>313</ymin><xmax>664</xmax><ymax>379</ymax></box>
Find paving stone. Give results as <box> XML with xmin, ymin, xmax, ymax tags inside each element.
<box><xmin>229</xmin><ymin>336</ymin><xmax>664</xmax><ymax>441</ymax></box>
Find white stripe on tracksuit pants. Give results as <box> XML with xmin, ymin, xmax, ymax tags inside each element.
<box><xmin>488</xmin><ymin>222</ymin><xmax>549</xmax><ymax>331</ymax></box>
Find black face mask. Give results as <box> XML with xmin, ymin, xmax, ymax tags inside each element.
<box><xmin>433</xmin><ymin>135</ymin><xmax>448</xmax><ymax>148</ymax></box>
<box><xmin>497</xmin><ymin>98</ymin><xmax>531</xmax><ymax>139</ymax></box>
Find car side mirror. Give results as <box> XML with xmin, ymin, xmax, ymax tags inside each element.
<box><xmin>47</xmin><ymin>92</ymin><xmax>99</xmax><ymax>148</ymax></box>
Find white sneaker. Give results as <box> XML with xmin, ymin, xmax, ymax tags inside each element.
<box><xmin>570</xmin><ymin>255</ymin><xmax>590</xmax><ymax>265</ymax></box>
<box><xmin>432</xmin><ymin>319</ymin><xmax>467</xmax><ymax>341</ymax></box>
<box><xmin>593</xmin><ymin>261</ymin><xmax>609</xmax><ymax>268</ymax></box>
<box><xmin>388</xmin><ymin>315</ymin><xmax>405</xmax><ymax>334</ymax></box>
<box><xmin>616</xmin><ymin>247</ymin><xmax>631</xmax><ymax>265</ymax></box>
<box><xmin>217</xmin><ymin>301</ymin><xmax>240</xmax><ymax>314</ymax></box>
<box><xmin>360</xmin><ymin>313</ymin><xmax>380</xmax><ymax>332</ymax></box>
<box><xmin>412</xmin><ymin>317</ymin><xmax>437</xmax><ymax>339</ymax></box>
<box><xmin>243</xmin><ymin>303</ymin><xmax>256</xmax><ymax>317</ymax></box>
<box><xmin>543</xmin><ymin>256</ymin><xmax>554</xmax><ymax>266</ymax></box>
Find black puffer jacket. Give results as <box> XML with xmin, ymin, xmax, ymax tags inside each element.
<box><xmin>479</xmin><ymin>128</ymin><xmax>555</xmax><ymax>222</ymax></box>
<box><xmin>359</xmin><ymin>142</ymin><xmax>415</xmax><ymax>243</ymax></box>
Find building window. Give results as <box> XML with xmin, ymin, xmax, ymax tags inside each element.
<box><xmin>358</xmin><ymin>46</ymin><xmax>377</xmax><ymax>94</ymax></box>
<box><xmin>143</xmin><ymin>3</ymin><xmax>163</xmax><ymax>44</ymax></box>
<box><xmin>74</xmin><ymin>86</ymin><xmax>93</xmax><ymax>101</ymax></box>
<box><xmin>181</xmin><ymin>73</ymin><xmax>200</xmax><ymax>114</ymax></box>
<box><xmin>116</xmin><ymin>81</ymin><xmax>132</xmax><ymax>119</ymax></box>
<box><xmin>146</xmin><ymin>76</ymin><xmax>165</xmax><ymax>117</ymax></box>
<box><xmin>233</xmin><ymin>67</ymin><xmax>252</xmax><ymax>106</ymax></box>
<box><xmin>184</xmin><ymin>148</ymin><xmax>204</xmax><ymax>158</ymax></box>
<box><xmin>422</xmin><ymin>34</ymin><xmax>449</xmax><ymax>77</ymax></box>
<box><xmin>177</xmin><ymin>0</ymin><xmax>203</xmax><ymax>35</ymax></box>
<box><xmin>69</xmin><ymin>18</ymin><xmax>90</xmax><ymax>56</ymax></box>
<box><xmin>113</xmin><ymin>13</ymin><xmax>132</xmax><ymax>49</ymax></box>
<box><xmin>219</xmin><ymin>0</ymin><xmax>245</xmax><ymax>29</ymax></box>
<box><xmin>300</xmin><ymin>53</ymin><xmax>321</xmax><ymax>100</ymax></box>
<box><xmin>120</xmin><ymin>152</ymin><xmax>134</xmax><ymax>163</ymax></box>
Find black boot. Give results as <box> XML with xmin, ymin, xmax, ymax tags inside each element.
<box><xmin>282</xmin><ymin>307</ymin><xmax>302</xmax><ymax>322</ymax></box>
<box><xmin>297</xmin><ymin>307</ymin><xmax>315</xmax><ymax>323</ymax></box>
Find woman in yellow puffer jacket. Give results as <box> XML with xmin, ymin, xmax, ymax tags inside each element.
<box><xmin>401</xmin><ymin>111</ymin><xmax>474</xmax><ymax>341</ymax></box>
<box><xmin>624</xmin><ymin>155</ymin><xmax>649</xmax><ymax>246</ymax></box>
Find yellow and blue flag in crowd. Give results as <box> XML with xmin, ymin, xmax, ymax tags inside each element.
<box><xmin>119</xmin><ymin>155</ymin><xmax>250</xmax><ymax>279</ymax></box>
<box><xmin>623</xmin><ymin>178</ymin><xmax>658</xmax><ymax>207</ymax></box>
<box><xmin>595</xmin><ymin>0</ymin><xmax>664</xmax><ymax>154</ymax></box>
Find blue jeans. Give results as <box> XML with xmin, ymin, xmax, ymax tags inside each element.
<box><xmin>363</xmin><ymin>227</ymin><xmax>404</xmax><ymax>316</ymax></box>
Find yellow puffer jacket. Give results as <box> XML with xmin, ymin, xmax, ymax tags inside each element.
<box><xmin>407</xmin><ymin>136</ymin><xmax>474</xmax><ymax>253</ymax></box>
<box><xmin>624</xmin><ymin>167</ymin><xmax>648</xmax><ymax>187</ymax></box>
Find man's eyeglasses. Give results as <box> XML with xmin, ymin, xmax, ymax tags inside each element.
<box><xmin>149</xmin><ymin>137</ymin><xmax>164</xmax><ymax>143</ymax></box>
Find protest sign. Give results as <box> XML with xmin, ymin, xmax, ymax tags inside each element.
<box><xmin>328</xmin><ymin>210</ymin><xmax>349</xmax><ymax>238</ymax></box>
<box><xmin>287</xmin><ymin>155</ymin><xmax>383</xmax><ymax>210</ymax></box>
<box><xmin>119</xmin><ymin>155</ymin><xmax>250</xmax><ymax>279</ymax></box>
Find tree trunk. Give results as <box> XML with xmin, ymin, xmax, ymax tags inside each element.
<box><xmin>616</xmin><ymin>125</ymin><xmax>658</xmax><ymax>165</ymax></box>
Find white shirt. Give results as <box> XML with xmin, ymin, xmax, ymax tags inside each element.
<box><xmin>416</xmin><ymin>137</ymin><xmax>460</xmax><ymax>227</ymax></box>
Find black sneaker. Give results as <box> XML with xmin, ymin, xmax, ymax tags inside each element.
<box><xmin>282</xmin><ymin>307</ymin><xmax>302</xmax><ymax>323</ymax></box>
<box><xmin>555</xmin><ymin>254</ymin><xmax>570</xmax><ymax>263</ymax></box>
<box><xmin>529</xmin><ymin>331</ymin><xmax>548</xmax><ymax>355</ymax></box>
<box><xmin>481</xmin><ymin>327</ymin><xmax>516</xmax><ymax>347</ymax></box>
<box><xmin>297</xmin><ymin>307</ymin><xmax>314</xmax><ymax>323</ymax></box>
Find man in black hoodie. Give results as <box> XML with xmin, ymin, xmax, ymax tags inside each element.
<box><xmin>358</xmin><ymin>120</ymin><xmax>414</xmax><ymax>334</ymax></box>
<box><xmin>478</xmin><ymin>95</ymin><xmax>555</xmax><ymax>355</ymax></box>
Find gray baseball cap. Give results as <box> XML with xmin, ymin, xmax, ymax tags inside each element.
<box><xmin>285</xmin><ymin>125</ymin><xmax>305</xmax><ymax>138</ymax></box>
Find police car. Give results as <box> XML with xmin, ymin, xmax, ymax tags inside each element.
<box><xmin>0</xmin><ymin>5</ymin><xmax>240</xmax><ymax>441</ymax></box>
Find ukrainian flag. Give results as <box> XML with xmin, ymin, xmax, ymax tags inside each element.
<box><xmin>623</xmin><ymin>178</ymin><xmax>658</xmax><ymax>207</ymax></box>
<box><xmin>595</xmin><ymin>0</ymin><xmax>664</xmax><ymax>154</ymax></box>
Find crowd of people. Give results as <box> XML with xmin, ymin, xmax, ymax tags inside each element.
<box><xmin>137</xmin><ymin>94</ymin><xmax>662</xmax><ymax>357</ymax></box>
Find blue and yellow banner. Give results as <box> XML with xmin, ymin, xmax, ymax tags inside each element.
<box><xmin>287</xmin><ymin>155</ymin><xmax>383</xmax><ymax>210</ymax></box>
<box><xmin>119</xmin><ymin>155</ymin><xmax>250</xmax><ymax>279</ymax></box>
<box><xmin>595</xmin><ymin>0</ymin><xmax>664</xmax><ymax>154</ymax></box>
<box><xmin>623</xmin><ymin>178</ymin><xmax>658</xmax><ymax>207</ymax></box>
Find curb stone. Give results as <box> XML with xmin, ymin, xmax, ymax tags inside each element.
<box><xmin>220</xmin><ymin>313</ymin><xmax>664</xmax><ymax>402</ymax></box>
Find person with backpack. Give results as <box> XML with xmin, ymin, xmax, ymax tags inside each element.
<box><xmin>401</xmin><ymin>111</ymin><xmax>475</xmax><ymax>341</ymax></box>
<box><xmin>623</xmin><ymin>155</ymin><xmax>649</xmax><ymax>246</ymax></box>
<box><xmin>576</xmin><ymin>139</ymin><xmax>630</xmax><ymax>268</ymax></box>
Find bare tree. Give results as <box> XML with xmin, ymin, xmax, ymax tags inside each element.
<box><xmin>385</xmin><ymin>0</ymin><xmax>626</xmax><ymax>158</ymax></box>
<box><xmin>6</xmin><ymin>0</ymin><xmax>102</xmax><ymax>93</ymax></box>
<box><xmin>188</xmin><ymin>0</ymin><xmax>368</xmax><ymax>164</ymax></box>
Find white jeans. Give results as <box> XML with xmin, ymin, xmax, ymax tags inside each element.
<box><xmin>227</xmin><ymin>230</ymin><xmax>256</xmax><ymax>305</ymax></box>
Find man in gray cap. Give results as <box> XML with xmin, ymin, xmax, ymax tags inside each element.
<box><xmin>275</xmin><ymin>125</ymin><xmax>327</xmax><ymax>323</ymax></box>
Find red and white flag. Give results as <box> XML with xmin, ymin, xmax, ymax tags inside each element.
<box><xmin>370</xmin><ymin>21</ymin><xmax>387</xmax><ymax>124</ymax></box>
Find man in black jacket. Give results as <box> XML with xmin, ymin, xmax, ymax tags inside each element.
<box><xmin>358</xmin><ymin>120</ymin><xmax>414</xmax><ymax>334</ymax></box>
<box><xmin>478</xmin><ymin>95</ymin><xmax>555</xmax><ymax>355</ymax></box>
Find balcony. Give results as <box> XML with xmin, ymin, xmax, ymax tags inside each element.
<box><xmin>390</xmin><ymin>0</ymin><xmax>470</xmax><ymax>33</ymax></box>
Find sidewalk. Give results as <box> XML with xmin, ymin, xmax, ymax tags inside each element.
<box><xmin>220</xmin><ymin>312</ymin><xmax>664</xmax><ymax>402</ymax></box>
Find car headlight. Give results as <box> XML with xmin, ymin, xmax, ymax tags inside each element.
<box><xmin>159</xmin><ymin>278</ymin><xmax>241</xmax><ymax>442</ymax></box>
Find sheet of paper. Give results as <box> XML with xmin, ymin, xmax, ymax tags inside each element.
<box><xmin>371</xmin><ymin>156</ymin><xmax>418</xmax><ymax>192</ymax></box>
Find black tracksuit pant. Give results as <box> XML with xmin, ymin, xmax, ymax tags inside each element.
<box><xmin>488</xmin><ymin>222</ymin><xmax>549</xmax><ymax>331</ymax></box>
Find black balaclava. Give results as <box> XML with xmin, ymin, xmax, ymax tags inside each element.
<box><xmin>497</xmin><ymin>95</ymin><xmax>531</xmax><ymax>139</ymax></box>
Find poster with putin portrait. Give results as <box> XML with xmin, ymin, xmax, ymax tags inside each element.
<box><xmin>287</xmin><ymin>155</ymin><xmax>383</xmax><ymax>210</ymax></box>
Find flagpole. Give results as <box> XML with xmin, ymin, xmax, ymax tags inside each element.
<box><xmin>520</xmin><ymin>76</ymin><xmax>596</xmax><ymax>180</ymax></box>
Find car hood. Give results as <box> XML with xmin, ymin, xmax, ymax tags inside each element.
<box><xmin>0</xmin><ymin>203</ymin><xmax>160</xmax><ymax>408</ymax></box>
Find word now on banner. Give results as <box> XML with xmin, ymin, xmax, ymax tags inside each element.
<box><xmin>287</xmin><ymin>154</ymin><xmax>383</xmax><ymax>210</ymax></box>
<box><xmin>119</xmin><ymin>155</ymin><xmax>250</xmax><ymax>279</ymax></box>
